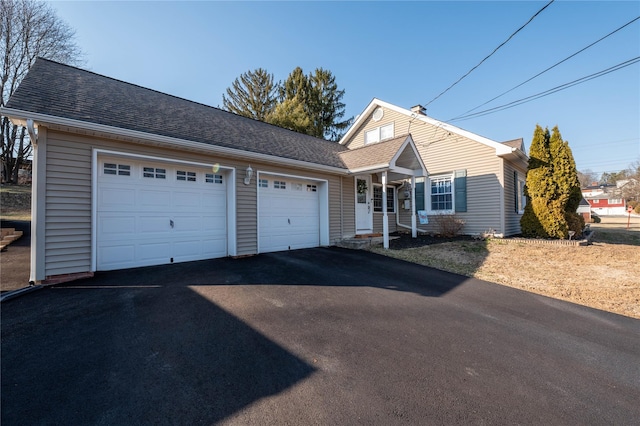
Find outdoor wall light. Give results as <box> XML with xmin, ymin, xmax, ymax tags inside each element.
<box><xmin>244</xmin><ymin>165</ymin><xmax>253</xmax><ymax>185</ymax></box>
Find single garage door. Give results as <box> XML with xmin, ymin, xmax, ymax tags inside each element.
<box><xmin>97</xmin><ymin>156</ymin><xmax>227</xmax><ymax>270</ymax></box>
<box><xmin>258</xmin><ymin>175</ymin><xmax>320</xmax><ymax>253</ymax></box>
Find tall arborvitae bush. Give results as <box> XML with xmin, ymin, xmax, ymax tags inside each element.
<box><xmin>520</xmin><ymin>125</ymin><xmax>584</xmax><ymax>238</ymax></box>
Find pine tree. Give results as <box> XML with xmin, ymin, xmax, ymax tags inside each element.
<box><xmin>308</xmin><ymin>68</ymin><xmax>352</xmax><ymax>141</ymax></box>
<box><xmin>222</xmin><ymin>68</ymin><xmax>278</xmax><ymax>121</ymax></box>
<box><xmin>267</xmin><ymin>97</ymin><xmax>312</xmax><ymax>135</ymax></box>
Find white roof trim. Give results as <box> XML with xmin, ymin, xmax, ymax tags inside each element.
<box><xmin>1</xmin><ymin>107</ymin><xmax>350</xmax><ymax>175</ymax></box>
<box><xmin>339</xmin><ymin>98</ymin><xmax>514</xmax><ymax>156</ymax></box>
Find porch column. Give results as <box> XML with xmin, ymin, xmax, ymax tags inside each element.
<box><xmin>382</xmin><ymin>171</ymin><xmax>389</xmax><ymax>249</ymax></box>
<box><xmin>411</xmin><ymin>175</ymin><xmax>417</xmax><ymax>238</ymax></box>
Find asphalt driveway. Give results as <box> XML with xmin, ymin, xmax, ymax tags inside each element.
<box><xmin>2</xmin><ymin>247</ymin><xmax>639</xmax><ymax>425</ymax></box>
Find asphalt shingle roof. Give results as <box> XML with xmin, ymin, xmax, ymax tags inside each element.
<box><xmin>6</xmin><ymin>58</ymin><xmax>351</xmax><ymax>169</ymax></box>
<box><xmin>338</xmin><ymin>135</ymin><xmax>409</xmax><ymax>170</ymax></box>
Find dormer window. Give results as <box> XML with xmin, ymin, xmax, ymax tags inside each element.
<box><xmin>365</xmin><ymin>123</ymin><xmax>394</xmax><ymax>144</ymax></box>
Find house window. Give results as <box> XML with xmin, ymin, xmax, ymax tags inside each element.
<box><xmin>205</xmin><ymin>173</ymin><xmax>223</xmax><ymax>184</ymax></box>
<box><xmin>143</xmin><ymin>167</ymin><xmax>166</xmax><ymax>179</ymax></box>
<box><xmin>430</xmin><ymin>175</ymin><xmax>453</xmax><ymax>212</ymax></box>
<box><xmin>104</xmin><ymin>163</ymin><xmax>130</xmax><ymax>176</ymax></box>
<box><xmin>177</xmin><ymin>170</ymin><xmax>196</xmax><ymax>182</ymax></box>
<box><xmin>293</xmin><ymin>183</ymin><xmax>303</xmax><ymax>191</ymax></box>
<box><xmin>259</xmin><ymin>179</ymin><xmax>269</xmax><ymax>188</ymax></box>
<box><xmin>593</xmin><ymin>199</ymin><xmax>600</xmax><ymax>204</ymax></box>
<box><xmin>307</xmin><ymin>184</ymin><xmax>317</xmax><ymax>192</ymax></box>
<box><xmin>274</xmin><ymin>180</ymin><xmax>286</xmax><ymax>189</ymax></box>
<box><xmin>373</xmin><ymin>184</ymin><xmax>395</xmax><ymax>213</ymax></box>
<box><xmin>364</xmin><ymin>123</ymin><xmax>394</xmax><ymax>144</ymax></box>
<box><xmin>609</xmin><ymin>199</ymin><xmax>621</xmax><ymax>204</ymax></box>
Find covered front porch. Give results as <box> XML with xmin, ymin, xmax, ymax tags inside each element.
<box><xmin>339</xmin><ymin>134</ymin><xmax>427</xmax><ymax>249</ymax></box>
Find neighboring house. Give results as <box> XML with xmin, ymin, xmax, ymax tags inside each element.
<box><xmin>582</xmin><ymin>183</ymin><xmax>627</xmax><ymax>215</ymax></box>
<box><xmin>339</xmin><ymin>99</ymin><xmax>529</xmax><ymax>237</ymax></box>
<box><xmin>1</xmin><ymin>59</ymin><xmax>427</xmax><ymax>284</ymax></box>
<box><xmin>585</xmin><ymin>196</ymin><xmax>627</xmax><ymax>216</ymax></box>
<box><xmin>577</xmin><ymin>197</ymin><xmax>592</xmax><ymax>222</ymax></box>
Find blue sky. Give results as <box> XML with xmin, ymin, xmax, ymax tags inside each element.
<box><xmin>50</xmin><ymin>1</ymin><xmax>639</xmax><ymax>177</ymax></box>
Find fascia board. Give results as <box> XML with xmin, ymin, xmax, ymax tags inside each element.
<box><xmin>389</xmin><ymin>135</ymin><xmax>428</xmax><ymax>176</ymax></box>
<box><xmin>1</xmin><ymin>107</ymin><xmax>350</xmax><ymax>175</ymax></box>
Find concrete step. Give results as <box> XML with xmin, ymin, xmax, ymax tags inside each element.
<box><xmin>0</xmin><ymin>228</ymin><xmax>24</xmax><ymax>250</ymax></box>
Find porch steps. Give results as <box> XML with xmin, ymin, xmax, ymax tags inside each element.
<box><xmin>0</xmin><ymin>228</ymin><xmax>23</xmax><ymax>251</ymax></box>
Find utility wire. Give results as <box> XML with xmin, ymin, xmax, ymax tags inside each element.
<box><xmin>452</xmin><ymin>15</ymin><xmax>640</xmax><ymax>119</ymax></box>
<box><xmin>423</xmin><ymin>0</ymin><xmax>555</xmax><ymax>108</ymax></box>
<box><xmin>449</xmin><ymin>57</ymin><xmax>640</xmax><ymax>122</ymax></box>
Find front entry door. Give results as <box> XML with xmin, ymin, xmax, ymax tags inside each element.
<box><xmin>355</xmin><ymin>175</ymin><xmax>373</xmax><ymax>234</ymax></box>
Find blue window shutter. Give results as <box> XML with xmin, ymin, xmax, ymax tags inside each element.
<box><xmin>454</xmin><ymin>170</ymin><xmax>467</xmax><ymax>212</ymax></box>
<box><xmin>415</xmin><ymin>181</ymin><xmax>425</xmax><ymax>213</ymax></box>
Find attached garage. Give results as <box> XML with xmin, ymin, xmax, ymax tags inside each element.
<box><xmin>95</xmin><ymin>153</ymin><xmax>234</xmax><ymax>270</ymax></box>
<box><xmin>258</xmin><ymin>173</ymin><xmax>328</xmax><ymax>253</ymax></box>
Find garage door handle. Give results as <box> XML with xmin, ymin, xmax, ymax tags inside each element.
<box><xmin>288</xmin><ymin>218</ymin><xmax>291</xmax><ymax>224</ymax></box>
<box><xmin>170</xmin><ymin>220</ymin><xmax>174</xmax><ymax>228</ymax></box>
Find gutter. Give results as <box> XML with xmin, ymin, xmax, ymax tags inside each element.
<box><xmin>1</xmin><ymin>107</ymin><xmax>351</xmax><ymax>176</ymax></box>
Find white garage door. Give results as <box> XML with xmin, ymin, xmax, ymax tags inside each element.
<box><xmin>258</xmin><ymin>175</ymin><xmax>320</xmax><ymax>253</ymax></box>
<box><xmin>97</xmin><ymin>157</ymin><xmax>227</xmax><ymax>270</ymax></box>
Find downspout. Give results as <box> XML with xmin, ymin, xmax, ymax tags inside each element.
<box><xmin>26</xmin><ymin>119</ymin><xmax>40</xmax><ymax>284</ymax></box>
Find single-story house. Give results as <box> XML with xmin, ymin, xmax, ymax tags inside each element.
<box><xmin>339</xmin><ymin>99</ymin><xmax>529</xmax><ymax>237</ymax></box>
<box><xmin>2</xmin><ymin>59</ymin><xmax>430</xmax><ymax>284</ymax></box>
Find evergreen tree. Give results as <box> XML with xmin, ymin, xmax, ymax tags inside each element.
<box><xmin>521</xmin><ymin>125</ymin><xmax>553</xmax><ymax>238</ymax></box>
<box><xmin>521</xmin><ymin>125</ymin><xmax>584</xmax><ymax>238</ymax></box>
<box><xmin>308</xmin><ymin>68</ymin><xmax>352</xmax><ymax>141</ymax></box>
<box><xmin>225</xmin><ymin>66</ymin><xmax>353</xmax><ymax>141</ymax></box>
<box><xmin>222</xmin><ymin>68</ymin><xmax>279</xmax><ymax>121</ymax></box>
<box><xmin>550</xmin><ymin>126</ymin><xmax>584</xmax><ymax>235</ymax></box>
<box><xmin>267</xmin><ymin>96</ymin><xmax>312</xmax><ymax>135</ymax></box>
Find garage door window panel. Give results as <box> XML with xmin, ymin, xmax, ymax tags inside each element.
<box><xmin>144</xmin><ymin>167</ymin><xmax>166</xmax><ymax>179</ymax></box>
<box><xmin>104</xmin><ymin>163</ymin><xmax>131</xmax><ymax>176</ymax></box>
<box><xmin>177</xmin><ymin>170</ymin><xmax>196</xmax><ymax>182</ymax></box>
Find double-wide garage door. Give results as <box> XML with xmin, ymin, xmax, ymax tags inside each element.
<box><xmin>258</xmin><ymin>175</ymin><xmax>320</xmax><ymax>253</ymax></box>
<box><xmin>97</xmin><ymin>157</ymin><xmax>227</xmax><ymax>270</ymax></box>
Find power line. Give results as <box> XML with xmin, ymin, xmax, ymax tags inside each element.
<box><xmin>423</xmin><ymin>0</ymin><xmax>555</xmax><ymax>108</ymax></box>
<box><xmin>452</xmin><ymin>15</ymin><xmax>640</xmax><ymax>119</ymax></box>
<box><xmin>448</xmin><ymin>57</ymin><xmax>640</xmax><ymax>122</ymax></box>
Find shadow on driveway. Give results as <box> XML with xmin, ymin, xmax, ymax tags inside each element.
<box><xmin>1</xmin><ymin>247</ymin><xmax>468</xmax><ymax>424</ymax></box>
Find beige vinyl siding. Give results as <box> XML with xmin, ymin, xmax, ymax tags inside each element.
<box><xmin>373</xmin><ymin>213</ymin><xmax>397</xmax><ymax>233</ymax></box>
<box><xmin>42</xmin><ymin>128</ymin><xmax>349</xmax><ymax>278</ymax></box>
<box><xmin>45</xmin><ymin>138</ymin><xmax>92</xmax><ymax>276</ymax></box>
<box><xmin>346</xmin><ymin>109</ymin><xmax>504</xmax><ymax>236</ymax></box>
<box><xmin>341</xmin><ymin>177</ymin><xmax>355</xmax><ymax>238</ymax></box>
<box><xmin>345</xmin><ymin>108</ymin><xmax>409</xmax><ymax>149</ymax></box>
<box><xmin>504</xmin><ymin>160</ymin><xmax>527</xmax><ymax>236</ymax></box>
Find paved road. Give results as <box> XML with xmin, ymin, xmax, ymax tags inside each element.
<box><xmin>2</xmin><ymin>248</ymin><xmax>639</xmax><ymax>425</ymax></box>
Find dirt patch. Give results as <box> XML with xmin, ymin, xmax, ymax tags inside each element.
<box><xmin>374</xmin><ymin>228</ymin><xmax>640</xmax><ymax>319</ymax></box>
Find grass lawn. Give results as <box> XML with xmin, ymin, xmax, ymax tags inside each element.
<box><xmin>373</xmin><ymin>223</ymin><xmax>640</xmax><ymax>319</ymax></box>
